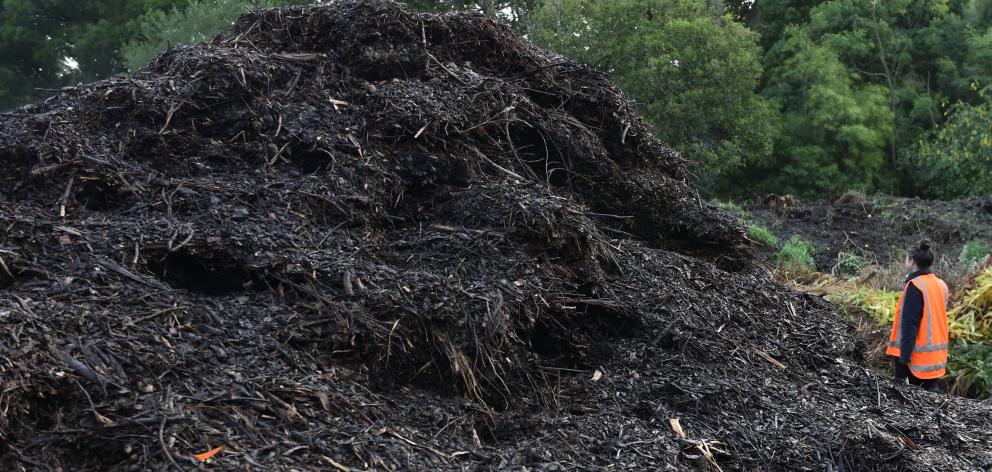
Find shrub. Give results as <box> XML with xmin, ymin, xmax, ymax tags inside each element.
<box><xmin>841</xmin><ymin>287</ymin><xmax>900</xmax><ymax>325</ymax></box>
<box><xmin>910</xmin><ymin>86</ymin><xmax>992</xmax><ymax>199</ymax></box>
<box><xmin>948</xmin><ymin>342</ymin><xmax>992</xmax><ymax>399</ymax></box>
<box><xmin>832</xmin><ymin>251</ymin><xmax>870</xmax><ymax>278</ymax></box>
<box><xmin>961</xmin><ymin>239</ymin><xmax>991</xmax><ymax>265</ymax></box>
<box><xmin>747</xmin><ymin>224</ymin><xmax>779</xmax><ymax>247</ymax></box>
<box><xmin>776</xmin><ymin>235</ymin><xmax>816</xmax><ymax>271</ymax></box>
<box><xmin>948</xmin><ymin>267</ymin><xmax>992</xmax><ymax>342</ymax></box>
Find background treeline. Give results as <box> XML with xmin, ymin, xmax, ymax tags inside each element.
<box><xmin>3</xmin><ymin>0</ymin><xmax>992</xmax><ymax>199</ymax></box>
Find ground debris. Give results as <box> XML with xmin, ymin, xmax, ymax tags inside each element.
<box><xmin>1</xmin><ymin>1</ymin><xmax>990</xmax><ymax>471</ymax></box>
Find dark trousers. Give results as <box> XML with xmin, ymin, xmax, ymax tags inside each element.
<box><xmin>893</xmin><ymin>360</ymin><xmax>940</xmax><ymax>392</ymax></box>
<box><xmin>908</xmin><ymin>373</ymin><xmax>939</xmax><ymax>392</ymax></box>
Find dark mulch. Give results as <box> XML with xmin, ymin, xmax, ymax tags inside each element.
<box><xmin>1</xmin><ymin>2</ymin><xmax>990</xmax><ymax>470</ymax></box>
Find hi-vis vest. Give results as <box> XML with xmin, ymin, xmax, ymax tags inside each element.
<box><xmin>886</xmin><ymin>273</ymin><xmax>950</xmax><ymax>379</ymax></box>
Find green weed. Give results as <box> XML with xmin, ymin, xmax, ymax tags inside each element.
<box><xmin>747</xmin><ymin>224</ymin><xmax>779</xmax><ymax>247</ymax></box>
<box><xmin>948</xmin><ymin>342</ymin><xmax>992</xmax><ymax>399</ymax></box>
<box><xmin>961</xmin><ymin>239</ymin><xmax>991</xmax><ymax>264</ymax></box>
<box><xmin>715</xmin><ymin>200</ymin><xmax>749</xmax><ymax>220</ymax></box>
<box><xmin>776</xmin><ymin>235</ymin><xmax>816</xmax><ymax>271</ymax></box>
<box><xmin>840</xmin><ymin>287</ymin><xmax>900</xmax><ymax>325</ymax></box>
<box><xmin>832</xmin><ymin>251</ymin><xmax>870</xmax><ymax>278</ymax></box>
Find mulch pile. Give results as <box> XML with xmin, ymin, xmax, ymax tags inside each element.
<box><xmin>2</xmin><ymin>1</ymin><xmax>991</xmax><ymax>470</ymax></box>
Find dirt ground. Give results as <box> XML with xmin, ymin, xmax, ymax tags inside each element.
<box><xmin>2</xmin><ymin>2</ymin><xmax>992</xmax><ymax>471</ymax></box>
<box><xmin>749</xmin><ymin>194</ymin><xmax>992</xmax><ymax>273</ymax></box>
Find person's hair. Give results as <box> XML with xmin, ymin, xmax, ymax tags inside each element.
<box><xmin>908</xmin><ymin>239</ymin><xmax>934</xmax><ymax>269</ymax></box>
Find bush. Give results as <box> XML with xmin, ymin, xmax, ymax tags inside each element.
<box><xmin>840</xmin><ymin>287</ymin><xmax>900</xmax><ymax>325</ymax></box>
<box><xmin>948</xmin><ymin>342</ymin><xmax>992</xmax><ymax>398</ymax></box>
<box><xmin>747</xmin><ymin>224</ymin><xmax>779</xmax><ymax>247</ymax></box>
<box><xmin>832</xmin><ymin>251</ymin><xmax>870</xmax><ymax>278</ymax></box>
<box><xmin>910</xmin><ymin>86</ymin><xmax>992</xmax><ymax>199</ymax></box>
<box><xmin>530</xmin><ymin>0</ymin><xmax>777</xmax><ymax>193</ymax></box>
<box><xmin>961</xmin><ymin>239</ymin><xmax>991</xmax><ymax>265</ymax></box>
<box><xmin>948</xmin><ymin>267</ymin><xmax>992</xmax><ymax>342</ymax></box>
<box><xmin>122</xmin><ymin>0</ymin><xmax>308</xmax><ymax>71</ymax></box>
<box><xmin>776</xmin><ymin>235</ymin><xmax>816</xmax><ymax>271</ymax></box>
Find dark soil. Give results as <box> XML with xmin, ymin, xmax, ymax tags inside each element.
<box><xmin>750</xmin><ymin>194</ymin><xmax>992</xmax><ymax>272</ymax></box>
<box><xmin>2</xmin><ymin>2</ymin><xmax>991</xmax><ymax>470</ymax></box>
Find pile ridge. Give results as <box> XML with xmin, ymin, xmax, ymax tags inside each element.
<box><xmin>1</xmin><ymin>1</ymin><xmax>990</xmax><ymax>470</ymax></box>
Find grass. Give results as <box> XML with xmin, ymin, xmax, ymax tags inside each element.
<box><xmin>715</xmin><ymin>200</ymin><xmax>748</xmax><ymax>219</ymax></box>
<box><xmin>747</xmin><ymin>223</ymin><xmax>779</xmax><ymax>247</ymax></box>
<box><xmin>776</xmin><ymin>235</ymin><xmax>816</xmax><ymax>271</ymax></box>
<box><xmin>832</xmin><ymin>251</ymin><xmax>871</xmax><ymax>278</ymax></box>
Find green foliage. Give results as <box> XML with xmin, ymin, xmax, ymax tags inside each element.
<box><xmin>401</xmin><ymin>0</ymin><xmax>535</xmax><ymax>29</ymax></box>
<box><xmin>753</xmin><ymin>0</ymin><xmax>992</xmax><ymax>198</ymax></box>
<box><xmin>949</xmin><ymin>266</ymin><xmax>992</xmax><ymax>342</ymax></box>
<box><xmin>840</xmin><ymin>287</ymin><xmax>900</xmax><ymax>324</ymax></box>
<box><xmin>961</xmin><ymin>239</ymin><xmax>991</xmax><ymax>264</ymax></box>
<box><xmin>760</xmin><ymin>28</ymin><xmax>893</xmax><ymax>196</ymax></box>
<box><xmin>948</xmin><ymin>342</ymin><xmax>992</xmax><ymax>398</ymax></box>
<box><xmin>750</xmin><ymin>0</ymin><xmax>826</xmax><ymax>50</ymax></box>
<box><xmin>0</xmin><ymin>0</ymin><xmax>183</xmax><ymax>110</ymax></box>
<box><xmin>910</xmin><ymin>87</ymin><xmax>992</xmax><ymax>198</ymax></box>
<box><xmin>776</xmin><ymin>235</ymin><xmax>816</xmax><ymax>270</ymax></box>
<box><xmin>832</xmin><ymin>251</ymin><xmax>870</xmax><ymax>278</ymax></box>
<box><xmin>747</xmin><ymin>224</ymin><xmax>779</xmax><ymax>248</ymax></box>
<box><xmin>715</xmin><ymin>200</ymin><xmax>749</xmax><ymax>219</ymax></box>
<box><xmin>122</xmin><ymin>0</ymin><xmax>307</xmax><ymax>71</ymax></box>
<box><xmin>530</xmin><ymin>0</ymin><xmax>777</xmax><ymax>191</ymax></box>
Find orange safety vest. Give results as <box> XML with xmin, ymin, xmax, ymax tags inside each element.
<box><xmin>886</xmin><ymin>273</ymin><xmax>950</xmax><ymax>379</ymax></box>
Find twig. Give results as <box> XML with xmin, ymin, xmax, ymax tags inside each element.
<box><xmin>267</xmin><ymin>141</ymin><xmax>291</xmax><ymax>166</ymax></box>
<box><xmin>427</xmin><ymin>53</ymin><xmax>469</xmax><ymax>85</ymax></box>
<box><xmin>159</xmin><ymin>102</ymin><xmax>181</xmax><ymax>134</ymax></box>
<box><xmin>58</xmin><ymin>174</ymin><xmax>75</xmax><ymax>217</ymax></box>
<box><xmin>468</xmin><ymin>148</ymin><xmax>524</xmax><ymax>181</ymax></box>
<box><xmin>753</xmin><ymin>348</ymin><xmax>786</xmax><ymax>370</ymax></box>
<box><xmin>0</xmin><ymin>253</ymin><xmax>14</xmax><ymax>280</ymax></box>
<box><xmin>159</xmin><ymin>417</ymin><xmax>186</xmax><ymax>472</ymax></box>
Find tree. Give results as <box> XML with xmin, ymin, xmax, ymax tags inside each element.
<box><xmin>756</xmin><ymin>0</ymin><xmax>992</xmax><ymax>196</ymax></box>
<box><xmin>401</xmin><ymin>0</ymin><xmax>536</xmax><ymax>30</ymax></box>
<box><xmin>910</xmin><ymin>85</ymin><xmax>992</xmax><ymax>198</ymax></box>
<box><xmin>759</xmin><ymin>27</ymin><xmax>893</xmax><ymax>196</ymax></box>
<box><xmin>530</xmin><ymin>0</ymin><xmax>777</xmax><ymax>192</ymax></box>
<box><xmin>748</xmin><ymin>0</ymin><xmax>828</xmax><ymax>49</ymax></box>
<box><xmin>121</xmin><ymin>0</ymin><xmax>306</xmax><ymax>71</ymax></box>
<box><xmin>0</xmin><ymin>0</ymin><xmax>184</xmax><ymax>110</ymax></box>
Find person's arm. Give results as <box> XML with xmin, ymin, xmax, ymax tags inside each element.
<box><xmin>898</xmin><ymin>282</ymin><xmax>924</xmax><ymax>365</ymax></box>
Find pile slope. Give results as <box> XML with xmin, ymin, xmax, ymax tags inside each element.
<box><xmin>1</xmin><ymin>1</ymin><xmax>990</xmax><ymax>470</ymax></box>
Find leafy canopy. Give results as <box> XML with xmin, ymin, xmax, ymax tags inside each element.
<box><xmin>122</xmin><ymin>0</ymin><xmax>306</xmax><ymax>71</ymax></box>
<box><xmin>530</xmin><ymin>0</ymin><xmax>777</xmax><ymax>190</ymax></box>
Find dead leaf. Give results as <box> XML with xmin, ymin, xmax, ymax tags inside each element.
<box><xmin>898</xmin><ymin>434</ymin><xmax>920</xmax><ymax>450</ymax></box>
<box><xmin>316</xmin><ymin>391</ymin><xmax>332</xmax><ymax>412</ymax></box>
<box><xmin>193</xmin><ymin>446</ymin><xmax>223</xmax><ymax>461</ymax></box>
<box><xmin>94</xmin><ymin>411</ymin><xmax>116</xmax><ymax>427</ymax></box>
<box><xmin>670</xmin><ymin>418</ymin><xmax>687</xmax><ymax>439</ymax></box>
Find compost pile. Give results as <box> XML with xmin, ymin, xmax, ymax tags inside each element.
<box><xmin>2</xmin><ymin>2</ymin><xmax>991</xmax><ymax>470</ymax></box>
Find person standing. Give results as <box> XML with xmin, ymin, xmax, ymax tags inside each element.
<box><xmin>886</xmin><ymin>239</ymin><xmax>950</xmax><ymax>392</ymax></box>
